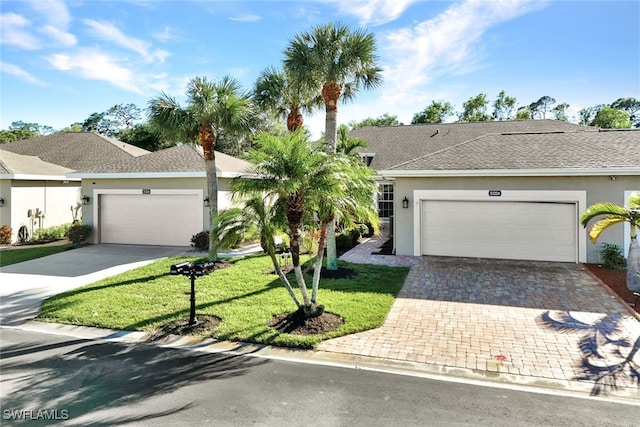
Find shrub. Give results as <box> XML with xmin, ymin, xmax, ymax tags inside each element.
<box><xmin>599</xmin><ymin>243</ymin><xmax>626</xmax><ymax>270</ymax></box>
<box><xmin>191</xmin><ymin>231</ymin><xmax>209</xmax><ymax>251</ymax></box>
<box><xmin>65</xmin><ymin>224</ymin><xmax>92</xmax><ymax>244</ymax></box>
<box><xmin>336</xmin><ymin>232</ymin><xmax>355</xmax><ymax>249</ymax></box>
<box><xmin>0</xmin><ymin>225</ymin><xmax>11</xmax><ymax>244</ymax></box>
<box><xmin>31</xmin><ymin>223</ymin><xmax>73</xmax><ymax>243</ymax></box>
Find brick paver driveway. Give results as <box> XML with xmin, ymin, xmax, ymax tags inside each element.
<box><xmin>325</xmin><ymin>243</ymin><xmax>640</xmax><ymax>391</ymax></box>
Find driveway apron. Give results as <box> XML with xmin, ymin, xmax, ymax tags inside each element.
<box><xmin>325</xmin><ymin>236</ymin><xmax>640</xmax><ymax>391</ymax></box>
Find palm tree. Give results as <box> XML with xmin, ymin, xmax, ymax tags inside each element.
<box><xmin>215</xmin><ymin>195</ymin><xmax>302</xmax><ymax>307</ymax></box>
<box><xmin>336</xmin><ymin>124</ymin><xmax>368</xmax><ymax>155</ymax></box>
<box><xmin>254</xmin><ymin>66</ymin><xmax>320</xmax><ymax>132</ymax></box>
<box><xmin>283</xmin><ymin>21</ymin><xmax>383</xmax><ymax>269</ymax></box>
<box><xmin>147</xmin><ymin>76</ymin><xmax>253</xmax><ymax>260</ymax></box>
<box><xmin>580</xmin><ymin>192</ymin><xmax>640</xmax><ymax>292</ymax></box>
<box><xmin>232</xmin><ymin>129</ymin><xmax>378</xmax><ymax>317</ymax></box>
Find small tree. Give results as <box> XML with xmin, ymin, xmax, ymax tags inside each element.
<box><xmin>580</xmin><ymin>192</ymin><xmax>640</xmax><ymax>292</ymax></box>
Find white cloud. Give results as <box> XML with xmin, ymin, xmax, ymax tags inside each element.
<box><xmin>82</xmin><ymin>19</ymin><xmax>169</xmax><ymax>63</ymax></box>
<box><xmin>379</xmin><ymin>0</ymin><xmax>548</xmax><ymax>109</ymax></box>
<box><xmin>0</xmin><ymin>61</ymin><xmax>46</xmax><ymax>86</ymax></box>
<box><xmin>327</xmin><ymin>0</ymin><xmax>418</xmax><ymax>26</ymax></box>
<box><xmin>229</xmin><ymin>14</ymin><xmax>262</xmax><ymax>23</ymax></box>
<box><xmin>24</xmin><ymin>0</ymin><xmax>71</xmax><ymax>28</ymax></box>
<box><xmin>153</xmin><ymin>26</ymin><xmax>179</xmax><ymax>42</ymax></box>
<box><xmin>0</xmin><ymin>13</ymin><xmax>41</xmax><ymax>49</ymax></box>
<box><xmin>40</xmin><ymin>24</ymin><xmax>77</xmax><ymax>47</ymax></box>
<box><xmin>45</xmin><ymin>49</ymin><xmax>143</xmax><ymax>94</ymax></box>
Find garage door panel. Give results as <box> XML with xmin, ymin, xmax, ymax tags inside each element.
<box><xmin>421</xmin><ymin>200</ymin><xmax>577</xmax><ymax>262</ymax></box>
<box><xmin>100</xmin><ymin>194</ymin><xmax>202</xmax><ymax>246</ymax></box>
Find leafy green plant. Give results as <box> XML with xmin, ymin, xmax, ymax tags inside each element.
<box><xmin>190</xmin><ymin>231</ymin><xmax>209</xmax><ymax>251</ymax></box>
<box><xmin>0</xmin><ymin>225</ymin><xmax>12</xmax><ymax>244</ymax></box>
<box><xmin>65</xmin><ymin>224</ymin><xmax>92</xmax><ymax>244</ymax></box>
<box><xmin>31</xmin><ymin>223</ymin><xmax>72</xmax><ymax>243</ymax></box>
<box><xmin>599</xmin><ymin>243</ymin><xmax>626</xmax><ymax>270</ymax></box>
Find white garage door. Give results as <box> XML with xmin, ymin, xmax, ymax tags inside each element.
<box><xmin>100</xmin><ymin>194</ymin><xmax>202</xmax><ymax>246</ymax></box>
<box><xmin>421</xmin><ymin>200</ymin><xmax>577</xmax><ymax>262</ymax></box>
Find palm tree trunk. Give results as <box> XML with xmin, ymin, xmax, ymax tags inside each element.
<box><xmin>322</xmin><ymin>82</ymin><xmax>341</xmax><ymax>271</ymax></box>
<box><xmin>311</xmin><ymin>220</ymin><xmax>330</xmax><ymax>303</ymax></box>
<box><xmin>627</xmin><ymin>234</ymin><xmax>640</xmax><ymax>292</ymax></box>
<box><xmin>287</xmin><ymin>106</ymin><xmax>304</xmax><ymax>132</ymax></box>
<box><xmin>268</xmin><ymin>251</ymin><xmax>302</xmax><ymax>308</ymax></box>
<box><xmin>200</xmin><ymin>123</ymin><xmax>218</xmax><ymax>261</ymax></box>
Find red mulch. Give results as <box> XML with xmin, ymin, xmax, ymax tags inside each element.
<box><xmin>584</xmin><ymin>264</ymin><xmax>640</xmax><ymax>314</ymax></box>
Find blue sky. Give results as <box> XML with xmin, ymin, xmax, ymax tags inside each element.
<box><xmin>1</xmin><ymin>0</ymin><xmax>638</xmax><ymax>139</ymax></box>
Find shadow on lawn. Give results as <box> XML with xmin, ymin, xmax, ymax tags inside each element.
<box><xmin>1</xmin><ymin>337</ymin><xmax>267</xmax><ymax>425</ymax></box>
<box><xmin>538</xmin><ymin>311</ymin><xmax>640</xmax><ymax>396</ymax></box>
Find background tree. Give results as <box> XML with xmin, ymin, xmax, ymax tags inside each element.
<box><xmin>82</xmin><ymin>112</ymin><xmax>118</xmax><ymax>136</ymax></box>
<box><xmin>107</xmin><ymin>103</ymin><xmax>142</xmax><ymax>129</ymax></box>
<box><xmin>458</xmin><ymin>93</ymin><xmax>491</xmax><ymax>122</ymax></box>
<box><xmin>412</xmin><ymin>101</ymin><xmax>454</xmax><ymax>124</ymax></box>
<box><xmin>590</xmin><ymin>106</ymin><xmax>631</xmax><ymax>129</ymax></box>
<box><xmin>492</xmin><ymin>90</ymin><xmax>517</xmax><ymax>121</ymax></box>
<box><xmin>117</xmin><ymin>123</ymin><xmax>173</xmax><ymax>151</ymax></box>
<box><xmin>254</xmin><ymin>66</ymin><xmax>319</xmax><ymax>132</ymax></box>
<box><xmin>148</xmin><ymin>75</ymin><xmax>253</xmax><ymax>260</ymax></box>
<box><xmin>515</xmin><ymin>106</ymin><xmax>532</xmax><ymax>120</ymax></box>
<box><xmin>336</xmin><ymin>124</ymin><xmax>368</xmax><ymax>154</ymax></box>
<box><xmin>529</xmin><ymin>95</ymin><xmax>556</xmax><ymax>119</ymax></box>
<box><xmin>580</xmin><ymin>192</ymin><xmax>640</xmax><ymax>292</ymax></box>
<box><xmin>284</xmin><ymin>21</ymin><xmax>383</xmax><ymax>271</ymax></box>
<box><xmin>578</xmin><ymin>104</ymin><xmax>604</xmax><ymax>125</ymax></box>
<box><xmin>552</xmin><ymin>102</ymin><xmax>570</xmax><ymax>122</ymax></box>
<box><xmin>349</xmin><ymin>113</ymin><xmax>401</xmax><ymax>129</ymax></box>
<box><xmin>0</xmin><ymin>121</ymin><xmax>51</xmax><ymax>142</ymax></box>
<box><xmin>611</xmin><ymin>97</ymin><xmax>640</xmax><ymax>128</ymax></box>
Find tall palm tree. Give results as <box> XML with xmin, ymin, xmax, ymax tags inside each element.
<box><xmin>580</xmin><ymin>192</ymin><xmax>640</xmax><ymax>292</ymax></box>
<box><xmin>147</xmin><ymin>76</ymin><xmax>253</xmax><ymax>260</ymax></box>
<box><xmin>254</xmin><ymin>66</ymin><xmax>320</xmax><ymax>132</ymax></box>
<box><xmin>336</xmin><ymin>123</ymin><xmax>368</xmax><ymax>155</ymax></box>
<box><xmin>232</xmin><ymin>129</ymin><xmax>378</xmax><ymax>317</ymax></box>
<box><xmin>284</xmin><ymin>21</ymin><xmax>383</xmax><ymax>269</ymax></box>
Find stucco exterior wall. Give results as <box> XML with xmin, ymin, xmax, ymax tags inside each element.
<box><xmin>0</xmin><ymin>179</ymin><xmax>11</xmax><ymax>235</ymax></box>
<box><xmin>391</xmin><ymin>175</ymin><xmax>638</xmax><ymax>263</ymax></box>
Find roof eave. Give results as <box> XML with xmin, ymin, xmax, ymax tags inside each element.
<box><xmin>0</xmin><ymin>174</ymin><xmax>81</xmax><ymax>181</ymax></box>
<box><xmin>378</xmin><ymin>167</ymin><xmax>640</xmax><ymax>178</ymax></box>
<box><xmin>69</xmin><ymin>171</ymin><xmax>244</xmax><ymax>179</ymax></box>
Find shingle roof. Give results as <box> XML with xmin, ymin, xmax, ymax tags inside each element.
<box><xmin>0</xmin><ymin>132</ymin><xmax>149</xmax><ymax>171</ymax></box>
<box><xmin>74</xmin><ymin>144</ymin><xmax>251</xmax><ymax>175</ymax></box>
<box><xmin>389</xmin><ymin>129</ymin><xmax>640</xmax><ymax>171</ymax></box>
<box><xmin>0</xmin><ymin>149</ymin><xmax>74</xmax><ymax>176</ymax></box>
<box><xmin>350</xmin><ymin>120</ymin><xmax>592</xmax><ymax>170</ymax></box>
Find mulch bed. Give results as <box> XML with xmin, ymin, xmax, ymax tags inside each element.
<box><xmin>584</xmin><ymin>264</ymin><xmax>639</xmax><ymax>314</ymax></box>
<box><xmin>149</xmin><ymin>315</ymin><xmax>221</xmax><ymax>340</ymax></box>
<box><xmin>268</xmin><ymin>310</ymin><xmax>344</xmax><ymax>335</ymax></box>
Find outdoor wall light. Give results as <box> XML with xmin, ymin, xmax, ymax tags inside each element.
<box><xmin>81</xmin><ymin>195</ymin><xmax>90</xmax><ymax>205</ymax></box>
<box><xmin>402</xmin><ymin>196</ymin><xmax>409</xmax><ymax>209</ymax></box>
<box><xmin>0</xmin><ymin>197</ymin><xmax>4</xmax><ymax>207</ymax></box>
<box><xmin>204</xmin><ymin>196</ymin><xmax>210</xmax><ymax>207</ymax></box>
<box><xmin>610</xmin><ymin>175</ymin><xmax>617</xmax><ymax>181</ymax></box>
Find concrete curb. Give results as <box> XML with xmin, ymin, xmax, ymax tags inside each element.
<box><xmin>4</xmin><ymin>320</ymin><xmax>639</xmax><ymax>405</ymax></box>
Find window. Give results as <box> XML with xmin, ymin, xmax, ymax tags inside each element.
<box><xmin>378</xmin><ymin>184</ymin><xmax>394</xmax><ymax>218</ymax></box>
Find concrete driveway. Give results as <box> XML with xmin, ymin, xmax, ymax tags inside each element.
<box><xmin>0</xmin><ymin>244</ymin><xmax>189</xmax><ymax>325</ymax></box>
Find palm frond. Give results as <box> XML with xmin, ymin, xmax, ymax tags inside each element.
<box><xmin>580</xmin><ymin>202</ymin><xmax>630</xmax><ymax>227</ymax></box>
<box><xmin>587</xmin><ymin>216</ymin><xmax>627</xmax><ymax>243</ymax></box>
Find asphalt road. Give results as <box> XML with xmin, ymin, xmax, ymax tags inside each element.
<box><xmin>1</xmin><ymin>328</ymin><xmax>637</xmax><ymax>427</ymax></box>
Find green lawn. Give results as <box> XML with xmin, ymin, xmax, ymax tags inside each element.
<box><xmin>38</xmin><ymin>254</ymin><xmax>410</xmax><ymax>348</ymax></box>
<box><xmin>0</xmin><ymin>243</ymin><xmax>76</xmax><ymax>267</ymax></box>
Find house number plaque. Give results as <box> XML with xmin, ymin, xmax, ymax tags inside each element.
<box><xmin>488</xmin><ymin>190</ymin><xmax>502</xmax><ymax>197</ymax></box>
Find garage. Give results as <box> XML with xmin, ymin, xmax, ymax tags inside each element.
<box><xmin>99</xmin><ymin>193</ymin><xmax>203</xmax><ymax>246</ymax></box>
<box><xmin>420</xmin><ymin>200</ymin><xmax>578</xmax><ymax>262</ymax></box>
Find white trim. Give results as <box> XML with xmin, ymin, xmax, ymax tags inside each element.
<box><xmin>623</xmin><ymin>190</ymin><xmax>640</xmax><ymax>258</ymax></box>
<box><xmin>412</xmin><ymin>190</ymin><xmax>587</xmax><ymax>262</ymax></box>
<box><xmin>0</xmin><ymin>174</ymin><xmax>80</xmax><ymax>181</ymax></box>
<box><xmin>72</xmin><ymin>171</ymin><xmax>242</xmax><ymax>179</ymax></box>
<box><xmin>380</xmin><ymin>167</ymin><xmax>639</xmax><ymax>178</ymax></box>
